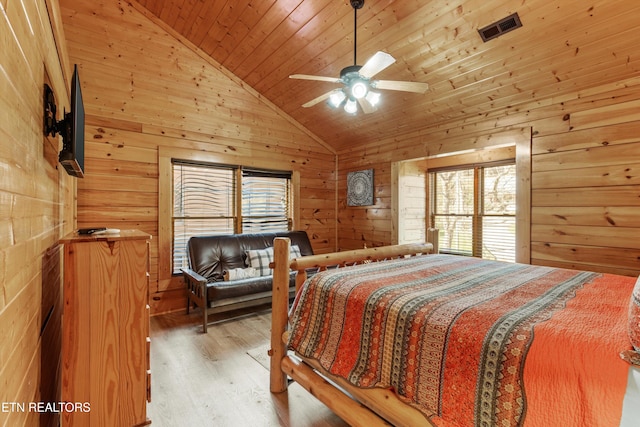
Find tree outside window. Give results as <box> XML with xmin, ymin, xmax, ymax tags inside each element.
<box><xmin>430</xmin><ymin>163</ymin><xmax>516</xmax><ymax>262</ymax></box>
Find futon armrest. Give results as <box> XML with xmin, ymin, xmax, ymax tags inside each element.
<box><xmin>182</xmin><ymin>267</ymin><xmax>209</xmax><ymax>304</ymax></box>
<box><xmin>181</xmin><ymin>267</ymin><xmax>207</xmax><ymax>285</ymax></box>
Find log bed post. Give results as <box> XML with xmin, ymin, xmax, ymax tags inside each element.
<box><xmin>270</xmin><ymin>237</ymin><xmax>290</xmax><ymax>393</ymax></box>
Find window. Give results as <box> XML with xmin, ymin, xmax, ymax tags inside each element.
<box><xmin>430</xmin><ymin>162</ymin><xmax>516</xmax><ymax>262</ymax></box>
<box><xmin>172</xmin><ymin>160</ymin><xmax>291</xmax><ymax>273</ymax></box>
<box><xmin>242</xmin><ymin>169</ymin><xmax>292</xmax><ymax>233</ymax></box>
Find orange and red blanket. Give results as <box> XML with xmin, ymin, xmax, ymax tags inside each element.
<box><xmin>288</xmin><ymin>254</ymin><xmax>635</xmax><ymax>427</ymax></box>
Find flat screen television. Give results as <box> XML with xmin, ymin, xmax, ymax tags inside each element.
<box><xmin>45</xmin><ymin>64</ymin><xmax>85</xmax><ymax>178</ymax></box>
<box><xmin>58</xmin><ymin>65</ymin><xmax>85</xmax><ymax>178</ymax></box>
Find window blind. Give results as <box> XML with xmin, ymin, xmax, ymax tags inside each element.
<box><xmin>172</xmin><ymin>162</ymin><xmax>235</xmax><ymax>273</ymax></box>
<box><xmin>241</xmin><ymin>169</ymin><xmax>291</xmax><ymax>233</ymax></box>
<box><xmin>481</xmin><ymin>164</ymin><xmax>516</xmax><ymax>262</ymax></box>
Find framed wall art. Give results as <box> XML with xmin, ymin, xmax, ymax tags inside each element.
<box><xmin>347</xmin><ymin>169</ymin><xmax>374</xmax><ymax>206</ymax></box>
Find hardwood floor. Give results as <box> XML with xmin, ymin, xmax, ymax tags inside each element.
<box><xmin>148</xmin><ymin>306</ymin><xmax>349</xmax><ymax>427</ymax></box>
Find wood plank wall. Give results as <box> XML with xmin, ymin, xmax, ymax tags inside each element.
<box><xmin>1</xmin><ymin>0</ymin><xmax>74</xmax><ymax>426</ymax></box>
<box><xmin>337</xmin><ymin>79</ymin><xmax>640</xmax><ymax>277</ymax></box>
<box><xmin>58</xmin><ymin>0</ymin><xmax>337</xmax><ymax>314</ymax></box>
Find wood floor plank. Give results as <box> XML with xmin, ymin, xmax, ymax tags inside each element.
<box><xmin>148</xmin><ymin>307</ymin><xmax>349</xmax><ymax>427</ymax></box>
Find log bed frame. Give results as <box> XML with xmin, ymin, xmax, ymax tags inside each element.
<box><xmin>269</xmin><ymin>238</ymin><xmax>436</xmax><ymax>427</ymax></box>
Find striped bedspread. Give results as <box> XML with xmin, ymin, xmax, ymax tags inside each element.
<box><xmin>287</xmin><ymin>254</ymin><xmax>635</xmax><ymax>426</ymax></box>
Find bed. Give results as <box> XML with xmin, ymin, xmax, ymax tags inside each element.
<box><xmin>269</xmin><ymin>238</ymin><xmax>640</xmax><ymax>427</ymax></box>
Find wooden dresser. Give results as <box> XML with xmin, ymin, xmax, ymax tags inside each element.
<box><xmin>60</xmin><ymin>230</ymin><xmax>151</xmax><ymax>426</ymax></box>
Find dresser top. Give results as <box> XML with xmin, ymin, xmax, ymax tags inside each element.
<box><xmin>60</xmin><ymin>229</ymin><xmax>151</xmax><ymax>244</ymax></box>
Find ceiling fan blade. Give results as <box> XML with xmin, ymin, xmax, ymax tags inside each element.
<box><xmin>290</xmin><ymin>74</ymin><xmax>341</xmax><ymax>83</ymax></box>
<box><xmin>358</xmin><ymin>51</ymin><xmax>396</xmax><ymax>78</ymax></box>
<box><xmin>301</xmin><ymin>89</ymin><xmax>341</xmax><ymax>108</ymax></box>
<box><xmin>374</xmin><ymin>80</ymin><xmax>429</xmax><ymax>94</ymax></box>
<box><xmin>357</xmin><ymin>97</ymin><xmax>377</xmax><ymax>114</ymax></box>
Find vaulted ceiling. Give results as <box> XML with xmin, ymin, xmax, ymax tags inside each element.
<box><xmin>133</xmin><ymin>0</ymin><xmax>640</xmax><ymax>152</ymax></box>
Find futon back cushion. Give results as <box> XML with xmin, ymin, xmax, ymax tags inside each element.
<box><xmin>629</xmin><ymin>276</ymin><xmax>640</xmax><ymax>352</ymax></box>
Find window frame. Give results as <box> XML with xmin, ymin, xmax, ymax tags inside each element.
<box><xmin>429</xmin><ymin>160</ymin><xmax>516</xmax><ymax>261</ymax></box>
<box><xmin>392</xmin><ymin>130</ymin><xmax>531</xmax><ymax>263</ymax></box>
<box><xmin>171</xmin><ymin>159</ymin><xmax>293</xmax><ymax>274</ymax></box>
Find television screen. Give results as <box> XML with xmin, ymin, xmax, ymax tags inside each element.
<box><xmin>58</xmin><ymin>64</ymin><xmax>85</xmax><ymax>178</ymax></box>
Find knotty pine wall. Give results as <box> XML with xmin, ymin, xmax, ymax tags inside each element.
<box><xmin>59</xmin><ymin>0</ymin><xmax>337</xmax><ymax>314</ymax></box>
<box><xmin>337</xmin><ymin>79</ymin><xmax>640</xmax><ymax>277</ymax></box>
<box><xmin>1</xmin><ymin>1</ymin><xmax>74</xmax><ymax>426</ymax></box>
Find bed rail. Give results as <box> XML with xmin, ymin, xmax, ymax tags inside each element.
<box><xmin>290</xmin><ymin>242</ymin><xmax>433</xmax><ymax>292</ymax></box>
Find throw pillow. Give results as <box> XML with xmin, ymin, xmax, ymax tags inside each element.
<box><xmin>246</xmin><ymin>245</ymin><xmax>304</xmax><ymax>276</ymax></box>
<box><xmin>246</xmin><ymin>247</ymin><xmax>274</xmax><ymax>276</ymax></box>
<box><xmin>290</xmin><ymin>245</ymin><xmax>302</xmax><ymax>259</ymax></box>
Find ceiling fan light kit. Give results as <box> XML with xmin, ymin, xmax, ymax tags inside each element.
<box><xmin>328</xmin><ymin>91</ymin><xmax>347</xmax><ymax>108</ymax></box>
<box><xmin>351</xmin><ymin>80</ymin><xmax>368</xmax><ymax>99</ymax></box>
<box><xmin>290</xmin><ymin>0</ymin><xmax>428</xmax><ymax>115</ymax></box>
<box><xmin>344</xmin><ymin>98</ymin><xmax>358</xmax><ymax>114</ymax></box>
<box><xmin>365</xmin><ymin>91</ymin><xmax>380</xmax><ymax>106</ymax></box>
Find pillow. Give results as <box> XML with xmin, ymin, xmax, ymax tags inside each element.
<box><xmin>246</xmin><ymin>245</ymin><xmax>304</xmax><ymax>276</ymax></box>
<box><xmin>223</xmin><ymin>267</ymin><xmax>258</xmax><ymax>281</ymax></box>
<box><xmin>246</xmin><ymin>247</ymin><xmax>274</xmax><ymax>276</ymax></box>
<box><xmin>290</xmin><ymin>245</ymin><xmax>302</xmax><ymax>259</ymax></box>
<box><xmin>629</xmin><ymin>276</ymin><xmax>640</xmax><ymax>352</ymax></box>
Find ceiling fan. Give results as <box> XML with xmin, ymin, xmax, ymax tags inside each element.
<box><xmin>290</xmin><ymin>0</ymin><xmax>429</xmax><ymax>114</ymax></box>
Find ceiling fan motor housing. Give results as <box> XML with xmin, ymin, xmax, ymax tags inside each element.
<box><xmin>340</xmin><ymin>65</ymin><xmax>362</xmax><ymax>79</ymax></box>
<box><xmin>340</xmin><ymin>65</ymin><xmax>369</xmax><ymax>99</ymax></box>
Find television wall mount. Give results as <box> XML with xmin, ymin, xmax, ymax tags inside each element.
<box><xmin>43</xmin><ymin>83</ymin><xmax>57</xmax><ymax>136</ymax></box>
<box><xmin>44</xmin><ymin>83</ymin><xmax>69</xmax><ymax>139</ymax></box>
<box><xmin>43</xmin><ymin>83</ymin><xmax>70</xmax><ymax>140</ymax></box>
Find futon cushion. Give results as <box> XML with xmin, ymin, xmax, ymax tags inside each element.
<box><xmin>207</xmin><ymin>275</ymin><xmax>275</xmax><ymax>302</ymax></box>
<box><xmin>629</xmin><ymin>276</ymin><xmax>640</xmax><ymax>352</ymax></box>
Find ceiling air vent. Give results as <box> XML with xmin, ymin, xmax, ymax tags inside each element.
<box><xmin>478</xmin><ymin>12</ymin><xmax>522</xmax><ymax>42</ymax></box>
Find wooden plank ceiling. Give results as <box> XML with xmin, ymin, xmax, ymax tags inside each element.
<box><xmin>133</xmin><ymin>0</ymin><xmax>640</xmax><ymax>152</ymax></box>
